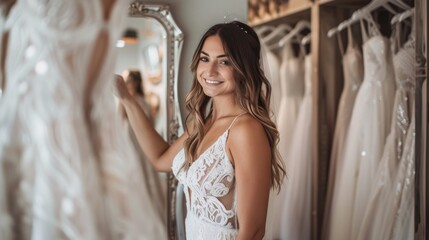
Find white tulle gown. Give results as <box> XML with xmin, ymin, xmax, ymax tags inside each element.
<box><xmin>322</xmin><ymin>27</ymin><xmax>363</xmax><ymax>238</ymax></box>
<box><xmin>328</xmin><ymin>19</ymin><xmax>396</xmax><ymax>240</ymax></box>
<box><xmin>268</xmin><ymin>42</ymin><xmax>304</xmax><ymax>239</ymax></box>
<box><xmin>357</xmin><ymin>38</ymin><xmax>415</xmax><ymax>240</ymax></box>
<box><xmin>0</xmin><ymin>1</ymin><xmax>166</xmax><ymax>239</ymax></box>
<box><xmin>262</xmin><ymin>44</ymin><xmax>281</xmax><ymax>119</ymax></box>
<box><xmin>279</xmin><ymin>53</ymin><xmax>312</xmax><ymax>240</ymax></box>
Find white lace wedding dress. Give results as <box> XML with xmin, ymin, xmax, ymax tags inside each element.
<box><xmin>171</xmin><ymin>114</ymin><xmax>247</xmax><ymax>240</ymax></box>
<box><xmin>0</xmin><ymin>1</ymin><xmax>166</xmax><ymax>239</ymax></box>
<box><xmin>328</xmin><ymin>19</ymin><xmax>396</xmax><ymax>240</ymax></box>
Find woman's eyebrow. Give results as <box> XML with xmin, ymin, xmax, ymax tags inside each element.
<box><xmin>200</xmin><ymin>51</ymin><xmax>227</xmax><ymax>58</ymax></box>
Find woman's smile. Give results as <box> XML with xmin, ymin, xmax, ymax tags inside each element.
<box><xmin>204</xmin><ymin>78</ymin><xmax>224</xmax><ymax>85</ymax></box>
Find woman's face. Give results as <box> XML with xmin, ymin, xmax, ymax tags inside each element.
<box><xmin>125</xmin><ymin>78</ymin><xmax>137</xmax><ymax>95</ymax></box>
<box><xmin>196</xmin><ymin>34</ymin><xmax>236</xmax><ymax>98</ymax></box>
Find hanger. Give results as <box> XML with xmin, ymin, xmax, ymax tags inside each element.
<box><xmin>301</xmin><ymin>32</ymin><xmax>311</xmax><ymax>46</ymax></box>
<box><xmin>327</xmin><ymin>0</ymin><xmax>411</xmax><ymax>38</ymax></box>
<box><xmin>391</xmin><ymin>7</ymin><xmax>414</xmax><ymax>25</ymax></box>
<box><xmin>277</xmin><ymin>20</ymin><xmax>311</xmax><ymax>47</ymax></box>
<box><xmin>261</xmin><ymin>23</ymin><xmax>293</xmax><ymax>44</ymax></box>
<box><xmin>353</xmin><ymin>0</ymin><xmax>397</xmax><ymax>18</ymax></box>
<box><xmin>255</xmin><ymin>25</ymin><xmax>275</xmax><ymax>37</ymax></box>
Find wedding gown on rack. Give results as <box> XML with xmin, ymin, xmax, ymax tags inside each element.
<box><xmin>328</xmin><ymin>19</ymin><xmax>396</xmax><ymax>240</ymax></box>
<box><xmin>322</xmin><ymin>27</ymin><xmax>363</xmax><ymax>238</ymax></box>
<box><xmin>357</xmin><ymin>39</ymin><xmax>415</xmax><ymax>240</ymax></box>
<box><xmin>279</xmin><ymin>53</ymin><xmax>312</xmax><ymax>240</ymax></box>
<box><xmin>0</xmin><ymin>1</ymin><xmax>166</xmax><ymax>239</ymax></box>
<box><xmin>262</xmin><ymin>44</ymin><xmax>281</xmax><ymax>119</ymax></box>
<box><xmin>269</xmin><ymin>42</ymin><xmax>304</xmax><ymax>239</ymax></box>
<box><xmin>277</xmin><ymin>43</ymin><xmax>305</xmax><ymax>157</ymax></box>
<box><xmin>390</xmin><ymin>112</ymin><xmax>415</xmax><ymax>240</ymax></box>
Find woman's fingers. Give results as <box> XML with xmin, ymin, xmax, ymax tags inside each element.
<box><xmin>113</xmin><ymin>74</ymin><xmax>128</xmax><ymax>99</ymax></box>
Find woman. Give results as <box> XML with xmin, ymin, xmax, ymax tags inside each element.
<box><xmin>118</xmin><ymin>70</ymin><xmax>153</xmax><ymax>121</ymax></box>
<box><xmin>114</xmin><ymin>20</ymin><xmax>285</xmax><ymax>240</ymax></box>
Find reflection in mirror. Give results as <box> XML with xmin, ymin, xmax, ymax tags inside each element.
<box><xmin>116</xmin><ymin>2</ymin><xmax>184</xmax><ymax>240</ymax></box>
<box><xmin>142</xmin><ymin>43</ymin><xmax>163</xmax><ymax>84</ymax></box>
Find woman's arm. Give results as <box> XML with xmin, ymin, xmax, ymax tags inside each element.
<box><xmin>228</xmin><ymin>115</ymin><xmax>272</xmax><ymax>240</ymax></box>
<box><xmin>114</xmin><ymin>75</ymin><xmax>186</xmax><ymax>172</ymax></box>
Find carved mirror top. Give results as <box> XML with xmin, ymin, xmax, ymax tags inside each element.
<box><xmin>127</xmin><ymin>1</ymin><xmax>184</xmax><ymax>142</ymax></box>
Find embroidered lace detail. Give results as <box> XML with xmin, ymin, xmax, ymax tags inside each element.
<box><xmin>0</xmin><ymin>1</ymin><xmax>166</xmax><ymax>239</ymax></box>
<box><xmin>172</xmin><ymin>129</ymin><xmax>238</xmax><ymax>239</ymax></box>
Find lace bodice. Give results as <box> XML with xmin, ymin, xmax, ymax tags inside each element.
<box><xmin>172</xmin><ymin>119</ymin><xmax>242</xmax><ymax>240</ymax></box>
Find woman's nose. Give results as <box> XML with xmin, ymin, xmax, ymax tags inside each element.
<box><xmin>205</xmin><ymin>62</ymin><xmax>218</xmax><ymax>77</ymax></box>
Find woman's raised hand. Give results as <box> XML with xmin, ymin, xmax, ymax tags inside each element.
<box><xmin>113</xmin><ymin>74</ymin><xmax>131</xmax><ymax>101</ymax></box>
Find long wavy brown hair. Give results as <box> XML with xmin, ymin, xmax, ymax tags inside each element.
<box><xmin>183</xmin><ymin>21</ymin><xmax>285</xmax><ymax>191</ymax></box>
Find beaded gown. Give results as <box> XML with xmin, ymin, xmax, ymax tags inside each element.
<box><xmin>0</xmin><ymin>1</ymin><xmax>166</xmax><ymax>239</ymax></box>
<box><xmin>357</xmin><ymin>38</ymin><xmax>415</xmax><ymax>240</ymax></box>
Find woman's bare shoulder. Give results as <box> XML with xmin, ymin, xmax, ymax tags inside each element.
<box><xmin>228</xmin><ymin>114</ymin><xmax>269</xmax><ymax>148</ymax></box>
<box><xmin>230</xmin><ymin>114</ymin><xmax>265</xmax><ymax>135</ymax></box>
<box><xmin>227</xmin><ymin>114</ymin><xmax>271</xmax><ymax>166</ymax></box>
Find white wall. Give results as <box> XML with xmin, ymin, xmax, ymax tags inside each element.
<box><xmin>149</xmin><ymin>0</ymin><xmax>248</xmax><ymax>124</ymax></box>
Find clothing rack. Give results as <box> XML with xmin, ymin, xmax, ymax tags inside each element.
<box><xmin>248</xmin><ymin>0</ymin><xmax>426</xmax><ymax>239</ymax></box>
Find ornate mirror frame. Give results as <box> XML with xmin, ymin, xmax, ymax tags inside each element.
<box><xmin>128</xmin><ymin>2</ymin><xmax>184</xmax><ymax>239</ymax></box>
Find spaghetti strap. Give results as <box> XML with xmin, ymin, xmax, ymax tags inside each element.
<box><xmin>227</xmin><ymin>112</ymin><xmax>247</xmax><ymax>130</ymax></box>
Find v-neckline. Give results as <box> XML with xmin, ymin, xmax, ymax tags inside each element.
<box><xmin>193</xmin><ymin>130</ymin><xmax>229</xmax><ymax>163</ymax></box>
<box><xmin>189</xmin><ymin>112</ymin><xmax>247</xmax><ymax>165</ymax></box>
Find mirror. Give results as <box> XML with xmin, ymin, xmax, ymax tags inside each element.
<box><xmin>116</xmin><ymin>2</ymin><xmax>184</xmax><ymax>239</ymax></box>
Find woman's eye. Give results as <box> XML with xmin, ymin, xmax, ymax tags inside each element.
<box><xmin>199</xmin><ymin>57</ymin><xmax>208</xmax><ymax>62</ymax></box>
<box><xmin>220</xmin><ymin>60</ymin><xmax>230</xmax><ymax>65</ymax></box>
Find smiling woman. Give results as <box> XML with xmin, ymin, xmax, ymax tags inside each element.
<box><xmin>196</xmin><ymin>35</ymin><xmax>236</xmax><ymax>98</ymax></box>
<box><xmin>114</xmin><ymin>20</ymin><xmax>285</xmax><ymax>240</ymax></box>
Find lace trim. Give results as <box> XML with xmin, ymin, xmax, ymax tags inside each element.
<box><xmin>185</xmin><ymin>211</ymin><xmax>238</xmax><ymax>240</ymax></box>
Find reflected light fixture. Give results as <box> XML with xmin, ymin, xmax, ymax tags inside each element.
<box><xmin>122</xmin><ymin>28</ymin><xmax>138</xmax><ymax>43</ymax></box>
<box><xmin>117</xmin><ymin>28</ymin><xmax>138</xmax><ymax>48</ymax></box>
